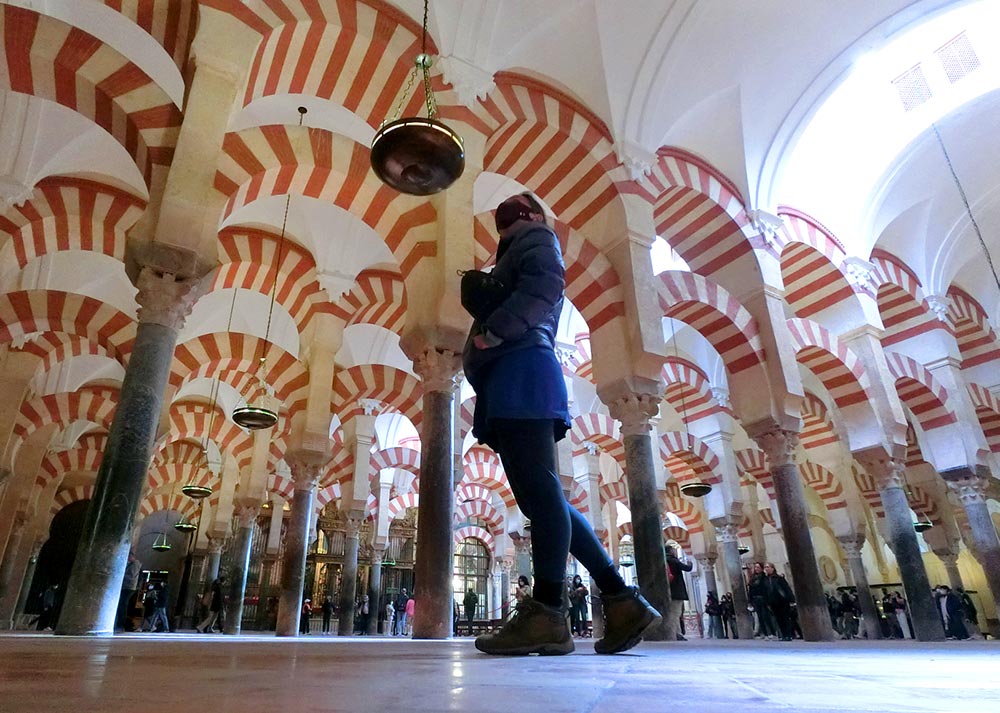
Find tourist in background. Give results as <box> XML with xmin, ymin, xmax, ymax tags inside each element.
<box><xmin>935</xmin><ymin>585</ymin><xmax>969</xmax><ymax>640</ymax></box>
<box><xmin>748</xmin><ymin>562</ymin><xmax>777</xmax><ymax>639</ymax></box>
<box><xmin>764</xmin><ymin>563</ymin><xmax>794</xmax><ymax>641</ymax></box>
<box><xmin>568</xmin><ymin>575</ymin><xmax>589</xmax><ymax>637</ymax></box>
<box><xmin>299</xmin><ymin>598</ymin><xmax>312</xmax><ymax>635</ymax></box>
<box><xmin>321</xmin><ymin>595</ymin><xmax>334</xmax><ymax>634</ymax></box>
<box><xmin>891</xmin><ymin>591</ymin><xmax>912</xmax><ymax>639</ymax></box>
<box><xmin>705</xmin><ymin>592</ymin><xmax>724</xmax><ymax>639</ymax></box>
<box><xmin>720</xmin><ymin>593</ymin><xmax>737</xmax><ymax>639</ymax></box>
<box><xmin>195</xmin><ymin>575</ymin><xmax>227</xmax><ymax>633</ymax></box>
<box><xmin>665</xmin><ymin>545</ymin><xmax>694</xmax><ymax>641</ymax></box>
<box><xmin>839</xmin><ymin>590</ymin><xmax>858</xmax><ymax>639</ymax></box>
<box><xmin>515</xmin><ymin>575</ymin><xmax>532</xmax><ymax>604</ymax></box>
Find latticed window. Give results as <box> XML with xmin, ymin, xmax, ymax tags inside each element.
<box><xmin>935</xmin><ymin>32</ymin><xmax>980</xmax><ymax>83</ymax></box>
<box><xmin>891</xmin><ymin>64</ymin><xmax>933</xmax><ymax>111</ymax></box>
<box><xmin>453</xmin><ymin>537</ymin><xmax>490</xmax><ymax>620</ymax></box>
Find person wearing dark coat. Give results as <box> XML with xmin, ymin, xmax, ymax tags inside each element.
<box><xmin>763</xmin><ymin>563</ymin><xmax>795</xmax><ymax>641</ymax></box>
<box><xmin>935</xmin><ymin>585</ymin><xmax>969</xmax><ymax>639</ymax></box>
<box><xmin>957</xmin><ymin>586</ymin><xmax>978</xmax><ymax>630</ymax></box>
<box><xmin>665</xmin><ymin>546</ymin><xmax>694</xmax><ymax>641</ymax></box>
<box><xmin>464</xmin><ymin>193</ymin><xmax>660</xmax><ymax>657</ymax></box>
<box><xmin>747</xmin><ymin>562</ymin><xmax>778</xmax><ymax>639</ymax></box>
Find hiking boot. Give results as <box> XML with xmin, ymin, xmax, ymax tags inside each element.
<box><xmin>474</xmin><ymin>598</ymin><xmax>574</xmax><ymax>656</ymax></box>
<box><xmin>595</xmin><ymin>586</ymin><xmax>662</xmax><ymax>654</ymax></box>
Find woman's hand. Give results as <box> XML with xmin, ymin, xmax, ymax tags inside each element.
<box><xmin>473</xmin><ymin>329</ymin><xmax>503</xmax><ymax>349</ymax></box>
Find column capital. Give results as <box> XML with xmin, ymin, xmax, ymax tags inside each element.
<box><xmin>836</xmin><ymin>534</ymin><xmax>864</xmax><ymax>559</ymax></box>
<box><xmin>855</xmin><ymin>448</ymin><xmax>907</xmax><ymax>490</ymax></box>
<box><xmin>11</xmin><ymin>508</ymin><xmax>29</xmax><ymax>530</ymax></box>
<box><xmin>605</xmin><ymin>391</ymin><xmax>661</xmax><ymax>436</ymax></box>
<box><xmin>933</xmin><ymin>549</ymin><xmax>959</xmax><ymax>567</ymax></box>
<box><xmin>413</xmin><ymin>348</ymin><xmax>461</xmax><ymax>394</ymax></box>
<box><xmin>207</xmin><ymin>535</ymin><xmax>226</xmax><ymax>554</ymax></box>
<box><xmin>369</xmin><ymin>547</ymin><xmax>384</xmax><ymax>566</ymax></box>
<box><xmin>345</xmin><ymin>510</ymin><xmax>365</xmax><ymax>537</ymax></box>
<box><xmin>695</xmin><ymin>553</ymin><xmax>718</xmax><ymax>566</ymax></box>
<box><xmin>127</xmin><ymin>241</ymin><xmax>213</xmax><ymax>329</ymax></box>
<box><xmin>714</xmin><ymin>521</ymin><xmax>739</xmax><ymax>545</ymax></box>
<box><xmin>498</xmin><ymin>557</ymin><xmax>514</xmax><ymax>574</ymax></box>
<box><xmin>749</xmin><ymin>425</ymin><xmax>799</xmax><ymax>468</ymax></box>
<box><xmin>946</xmin><ymin>476</ymin><xmax>989</xmax><ymax>506</ymax></box>
<box><xmin>235</xmin><ymin>501</ymin><xmax>261</xmax><ymax>528</ymax></box>
<box><xmin>286</xmin><ymin>451</ymin><xmax>326</xmax><ymax>490</ymax></box>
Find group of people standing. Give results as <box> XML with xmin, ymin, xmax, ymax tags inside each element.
<box><xmin>747</xmin><ymin>562</ymin><xmax>798</xmax><ymax>641</ymax></box>
<box><xmin>703</xmin><ymin>592</ymin><xmax>738</xmax><ymax>639</ymax></box>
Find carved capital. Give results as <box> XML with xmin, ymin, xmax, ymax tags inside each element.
<box><xmin>207</xmin><ymin>535</ymin><xmax>226</xmax><ymax>554</ymax></box>
<box><xmin>933</xmin><ymin>549</ymin><xmax>959</xmax><ymax>567</ymax></box>
<box><xmin>715</xmin><ymin>522</ymin><xmax>739</xmax><ymax>545</ymax></box>
<box><xmin>345</xmin><ymin>511</ymin><xmax>364</xmax><ymax>538</ymax></box>
<box><xmin>413</xmin><ymin>347</ymin><xmax>461</xmax><ymax>393</ymax></box>
<box><xmin>924</xmin><ymin>294</ymin><xmax>952</xmax><ymax>323</ymax></box>
<box><xmin>842</xmin><ymin>257</ymin><xmax>877</xmax><ymax>292</ymax></box>
<box><xmin>438</xmin><ymin>55</ymin><xmax>496</xmax><ymax>108</ymax></box>
<box><xmin>134</xmin><ymin>267</ymin><xmax>204</xmax><ymax>330</ymax></box>
<box><xmin>613</xmin><ymin>140</ymin><xmax>657</xmax><ymax>181</ymax></box>
<box><xmin>947</xmin><ymin>477</ymin><xmax>989</xmax><ymax>506</ymax></box>
<box><xmin>751</xmin><ymin>428</ymin><xmax>799</xmax><ymax>468</ymax></box>
<box><xmin>235</xmin><ymin>502</ymin><xmax>261</xmax><ymax>528</ymax></box>
<box><xmin>607</xmin><ymin>392</ymin><xmax>661</xmax><ymax>436</ymax></box>
<box><xmin>856</xmin><ymin>449</ymin><xmax>906</xmax><ymax>491</ymax></box>
<box><xmin>836</xmin><ymin>534</ymin><xmax>864</xmax><ymax>559</ymax></box>
<box><xmin>370</xmin><ymin>547</ymin><xmax>384</xmax><ymax>566</ymax></box>
<box><xmin>498</xmin><ymin>557</ymin><xmax>514</xmax><ymax>574</ymax></box>
<box><xmin>710</xmin><ymin>387</ymin><xmax>731</xmax><ymax>409</ymax></box>
<box><xmin>286</xmin><ymin>451</ymin><xmax>325</xmax><ymax>490</ymax></box>
<box><xmin>695</xmin><ymin>553</ymin><xmax>717</xmax><ymax>567</ymax></box>
<box><xmin>0</xmin><ymin>175</ymin><xmax>33</xmax><ymax>214</ymax></box>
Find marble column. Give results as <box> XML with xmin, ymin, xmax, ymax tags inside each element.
<box><xmin>935</xmin><ymin>550</ymin><xmax>965</xmax><ymax>593</ymax></box>
<box><xmin>607</xmin><ymin>391</ymin><xmax>671</xmax><ymax>641</ymax></box>
<box><xmin>859</xmin><ymin>453</ymin><xmax>943</xmax><ymax>641</ymax></box>
<box><xmin>205</xmin><ymin>537</ymin><xmax>224</xmax><ymax>583</ymax></box>
<box><xmin>589</xmin><ymin>579</ymin><xmax>605</xmax><ymax>638</ymax></box>
<box><xmin>837</xmin><ymin>535</ymin><xmax>883</xmax><ymax>640</ymax></box>
<box><xmin>0</xmin><ymin>510</ymin><xmax>29</xmax><ymax>626</ymax></box>
<box><xmin>695</xmin><ymin>554</ymin><xmax>718</xmax><ymax>596</ymax></box>
<box><xmin>752</xmin><ymin>427</ymin><xmax>834</xmax><ymax>641</ymax></box>
<box><xmin>13</xmin><ymin>538</ymin><xmax>43</xmax><ymax>627</ymax></box>
<box><xmin>275</xmin><ymin>455</ymin><xmax>321</xmax><ymax>637</ymax></box>
<box><xmin>411</xmin><ymin>349</ymin><xmax>460</xmax><ymax>639</ymax></box>
<box><xmin>944</xmin><ymin>471</ymin><xmax>1000</xmax><ymax>622</ymax></box>
<box><xmin>337</xmin><ymin>513</ymin><xmax>363</xmax><ymax>636</ymax></box>
<box><xmin>367</xmin><ymin>547</ymin><xmax>384</xmax><ymax>635</ymax></box>
<box><xmin>716</xmin><ymin>522</ymin><xmax>754</xmax><ymax>639</ymax></box>
<box><xmin>499</xmin><ymin>558</ymin><xmax>513</xmax><ymax>622</ymax></box>
<box><xmin>224</xmin><ymin>502</ymin><xmax>259</xmax><ymax>635</ymax></box>
<box><xmin>54</xmin><ymin>262</ymin><xmax>204</xmax><ymax>635</ymax></box>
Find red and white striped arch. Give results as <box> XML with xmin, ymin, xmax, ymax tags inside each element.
<box><xmin>326</xmin><ymin>269</ymin><xmax>407</xmax><ymax>337</ymax></box>
<box><xmin>904</xmin><ymin>422</ymin><xmax>926</xmax><ymax>467</ymax></box>
<box><xmin>50</xmin><ymin>484</ymin><xmax>94</xmax><ymax>516</ymax></box>
<box><xmin>0</xmin><ymin>5</ymin><xmax>182</xmax><ymax>186</ymax></box>
<box><xmin>13</xmin><ymin>387</ymin><xmax>118</xmax><ymax>461</ymax></box>
<box><xmin>663</xmin><ymin>482</ymin><xmax>705</xmax><ymax>536</ymax></box>
<box><xmin>659</xmin><ymin>431</ymin><xmax>723</xmax><ymax>486</ymax></box>
<box><xmin>785</xmin><ymin>318</ymin><xmax>872</xmax><ymax>409</ymax></box>
<box><xmin>332</xmin><ymin>364</ymin><xmax>421</xmax><ymax>427</ymax></box>
<box><xmin>735</xmin><ymin>447</ymin><xmax>775</xmax><ymax>502</ymax></box>
<box><xmin>137</xmin><ymin>491</ymin><xmax>198</xmax><ymax>520</ymax></box>
<box><xmin>852</xmin><ymin>465</ymin><xmax>885</xmax><ymax>519</ymax></box>
<box><xmin>663</xmin><ymin>524</ymin><xmax>691</xmax><ymax>551</ymax></box>
<box><xmin>102</xmin><ymin>0</ymin><xmax>198</xmax><ymax>72</ymax></box>
<box><xmin>476</xmin><ymin>72</ymin><xmax>630</xmax><ymax>232</ymax></box>
<box><xmin>238</xmin><ymin>3</ymin><xmax>429</xmax><ymax>128</ymax></box>
<box><xmin>779</xmin><ymin>241</ymin><xmax>858</xmax><ymax>320</ymax></box>
<box><xmin>462</xmin><ymin>452</ymin><xmax>516</xmax><ymax>510</ymax></box>
<box><xmin>15</xmin><ymin>334</ymin><xmax>122</xmax><ymax>380</ymax></box>
<box><xmin>215</xmin><ymin>125</ymin><xmax>437</xmax><ymax>277</ymax></box>
<box><xmin>570</xmin><ymin>413</ymin><xmax>625</xmax><ymax>467</ymax></box>
<box><xmin>370</xmin><ymin>446</ymin><xmax>420</xmax><ymax>480</ymax></box>
<box><xmin>387</xmin><ymin>492</ymin><xmax>419</xmax><ymax>520</ymax></box>
<box><xmin>568</xmin><ymin>480</ymin><xmax>588</xmax><ymax>514</ymax></box>
<box><xmin>163</xmin><ymin>402</ymin><xmax>253</xmax><ymax>470</ymax></box>
<box><xmin>883</xmin><ymin>351</ymin><xmax>957</xmax><ymax>431</ymax></box>
<box><xmin>0</xmin><ymin>177</ymin><xmax>145</xmax><ymax>269</ymax></box>
<box><xmin>215</xmin><ymin>228</ymin><xmax>326</xmax><ymax>335</ymax></box>
<box><xmin>554</xmin><ymin>221</ymin><xmax>627</xmax><ymax>333</ymax></box>
<box><xmin>315</xmin><ymin>481</ymin><xmax>342</xmax><ymax>509</ymax></box>
<box><xmin>171</xmin><ymin>332</ymin><xmax>309</xmax><ymax>412</ymax></box>
<box><xmin>455</xmin><ymin>499</ymin><xmax>504</xmax><ymax>535</ymax></box>
<box><xmin>146</xmin><ymin>462</ymin><xmax>219</xmax><ymax>493</ymax></box>
<box><xmin>908</xmin><ymin>484</ymin><xmax>942</xmax><ymax>526</ymax></box>
<box><xmin>946</xmin><ymin>286</ymin><xmax>1000</xmax><ymax>368</ymax></box>
<box><xmin>801</xmin><ymin>392</ymin><xmax>839</xmax><ymax>449</ymax></box>
<box><xmin>455</xmin><ymin>525</ymin><xmax>495</xmax><ymax>554</ymax></box>
<box><xmin>657</xmin><ymin>271</ymin><xmax>764</xmax><ymax>374</ymax></box>
<box><xmin>38</xmin><ymin>447</ymin><xmax>104</xmax><ymax>490</ymax></box>
<box><xmin>968</xmin><ymin>383</ymin><xmax>1000</xmax><ymax>454</ymax></box>
<box><xmin>458</xmin><ymin>396</ymin><xmax>475</xmax><ymax>442</ymax></box>
<box><xmin>799</xmin><ymin>461</ymin><xmax>847</xmax><ymax>512</ymax></box>
<box><xmin>153</xmin><ymin>440</ymin><xmax>206</xmax><ymax>468</ymax></box>
<box><xmin>870</xmin><ymin>249</ymin><xmax>943</xmax><ymax>346</ymax></box>
<box><xmin>0</xmin><ymin>290</ymin><xmax>135</xmax><ymax>363</ymax></box>
<box><xmin>600</xmin><ymin>480</ymin><xmax>629</xmax><ymax>508</ymax></box>
<box><xmin>662</xmin><ymin>358</ymin><xmax>723</xmax><ymax>424</ymax></box>
<box><xmin>648</xmin><ymin>147</ymin><xmax>749</xmax><ymax>231</ymax></box>
<box><xmin>456</xmin><ymin>483</ymin><xmax>494</xmax><ymax>507</ymax></box>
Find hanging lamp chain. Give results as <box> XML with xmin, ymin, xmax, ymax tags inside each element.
<box><xmin>387</xmin><ymin>0</ymin><xmax>437</xmax><ymax>123</ymax></box>
<box><xmin>668</xmin><ymin>317</ymin><xmax>690</xmax><ymax>430</ymax></box>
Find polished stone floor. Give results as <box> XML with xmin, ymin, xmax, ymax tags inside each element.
<box><xmin>0</xmin><ymin>633</ymin><xmax>996</xmax><ymax>713</ymax></box>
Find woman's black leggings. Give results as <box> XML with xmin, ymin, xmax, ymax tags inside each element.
<box><xmin>493</xmin><ymin>419</ymin><xmax>615</xmax><ymax>585</ymax></box>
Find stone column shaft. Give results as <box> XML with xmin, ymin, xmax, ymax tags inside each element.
<box><xmin>838</xmin><ymin>536</ymin><xmax>883</xmax><ymax>640</ymax></box>
<box><xmin>937</xmin><ymin>552</ymin><xmax>964</xmax><ymax>593</ymax></box>
<box><xmin>224</xmin><ymin>504</ymin><xmax>258</xmax><ymax>636</ymax></box>
<box><xmin>205</xmin><ymin>538</ymin><xmax>224</xmax><ymax>583</ymax></box>
<box><xmin>753</xmin><ymin>428</ymin><xmax>833</xmax><ymax>641</ymax></box>
<box><xmin>609</xmin><ymin>391</ymin><xmax>671</xmax><ymax>641</ymax></box>
<box><xmin>862</xmin><ymin>456</ymin><xmax>943</xmax><ymax>641</ymax></box>
<box><xmin>716</xmin><ymin>524</ymin><xmax>754</xmax><ymax>639</ymax></box>
<box><xmin>57</xmin><ymin>265</ymin><xmax>203</xmax><ymax>636</ymax></box>
<box><xmin>367</xmin><ymin>549</ymin><xmax>384</xmax><ymax>635</ymax></box>
<box><xmin>412</xmin><ymin>349</ymin><xmax>460</xmax><ymax>639</ymax></box>
<box><xmin>275</xmin><ymin>456</ymin><xmax>321</xmax><ymax>637</ymax></box>
<box><xmin>0</xmin><ymin>511</ymin><xmax>28</xmax><ymax>626</ymax></box>
<box><xmin>13</xmin><ymin>541</ymin><xmax>42</xmax><ymax>625</ymax></box>
<box><xmin>696</xmin><ymin>554</ymin><xmax>718</xmax><ymax>596</ymax></box>
<box><xmin>338</xmin><ymin>515</ymin><xmax>362</xmax><ymax>636</ymax></box>
<box><xmin>946</xmin><ymin>473</ymin><xmax>1000</xmax><ymax>622</ymax></box>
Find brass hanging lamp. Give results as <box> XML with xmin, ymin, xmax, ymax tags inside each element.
<box><xmin>152</xmin><ymin>532</ymin><xmax>172</xmax><ymax>552</ymax></box>
<box><xmin>174</xmin><ymin>518</ymin><xmax>198</xmax><ymax>534</ymax></box>
<box><xmin>369</xmin><ymin>0</ymin><xmax>464</xmax><ymax>195</ymax></box>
